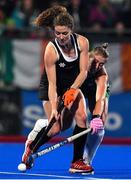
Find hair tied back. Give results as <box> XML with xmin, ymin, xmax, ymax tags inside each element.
<box><xmin>102</xmin><ymin>43</ymin><xmax>108</xmax><ymax>49</ymax></box>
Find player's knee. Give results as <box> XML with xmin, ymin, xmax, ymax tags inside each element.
<box><xmin>34</xmin><ymin>119</ymin><xmax>49</xmax><ymax>132</ymax></box>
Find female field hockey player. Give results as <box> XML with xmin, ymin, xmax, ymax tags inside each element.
<box><xmin>69</xmin><ymin>43</ymin><xmax>110</xmax><ymax>173</ymax></box>
<box><xmin>21</xmin><ymin>5</ymin><xmax>98</xmax><ymax>173</ymax></box>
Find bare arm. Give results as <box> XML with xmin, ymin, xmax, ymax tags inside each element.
<box><xmin>44</xmin><ymin>43</ymin><xmax>58</xmax><ymax>113</ymax></box>
<box><xmin>70</xmin><ymin>35</ymin><xmax>89</xmax><ymax>89</ymax></box>
<box><xmin>93</xmin><ymin>74</ymin><xmax>108</xmax><ymax>120</ymax></box>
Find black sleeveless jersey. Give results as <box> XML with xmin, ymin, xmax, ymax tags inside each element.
<box><xmin>81</xmin><ymin>62</ymin><xmax>107</xmax><ymax>97</ymax></box>
<box><xmin>39</xmin><ymin>33</ymin><xmax>108</xmax><ymax>101</ymax></box>
<box><xmin>39</xmin><ymin>33</ymin><xmax>80</xmax><ymax>100</ymax></box>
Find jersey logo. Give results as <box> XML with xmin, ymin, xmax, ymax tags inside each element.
<box><xmin>59</xmin><ymin>62</ymin><xmax>66</xmax><ymax>68</ymax></box>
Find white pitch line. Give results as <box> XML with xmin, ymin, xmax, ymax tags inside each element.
<box><xmin>0</xmin><ymin>171</ymin><xmax>81</xmax><ymax>179</ymax></box>
<box><xmin>86</xmin><ymin>178</ymin><xmax>111</xmax><ymax>180</ymax></box>
<box><xmin>1</xmin><ymin>171</ymin><xmax>128</xmax><ymax>180</ymax></box>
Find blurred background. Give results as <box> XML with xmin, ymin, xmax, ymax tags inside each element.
<box><xmin>0</xmin><ymin>0</ymin><xmax>131</xmax><ymax>144</ymax></box>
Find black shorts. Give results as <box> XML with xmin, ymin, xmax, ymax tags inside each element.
<box><xmin>38</xmin><ymin>85</ymin><xmax>67</xmax><ymax>101</ymax></box>
<box><xmin>38</xmin><ymin>86</ymin><xmax>49</xmax><ymax>101</ymax></box>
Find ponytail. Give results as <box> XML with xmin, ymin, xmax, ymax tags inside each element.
<box><xmin>93</xmin><ymin>42</ymin><xmax>109</xmax><ymax>58</ymax></box>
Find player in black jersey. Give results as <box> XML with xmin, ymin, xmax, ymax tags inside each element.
<box><xmin>69</xmin><ymin>43</ymin><xmax>110</xmax><ymax>174</ymax></box>
<box><xmin>21</xmin><ymin>5</ymin><xmax>94</xmax><ymax>173</ymax></box>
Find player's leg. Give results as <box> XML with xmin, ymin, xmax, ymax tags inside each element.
<box><xmin>22</xmin><ymin>101</ymin><xmax>50</xmax><ymax>166</ymax></box>
<box><xmin>83</xmin><ymin>97</ymin><xmax>109</xmax><ymax>165</ymax></box>
<box><xmin>22</xmin><ymin>88</ymin><xmax>81</xmax><ymax>167</ymax></box>
<box><xmin>29</xmin><ymin>90</ymin><xmax>86</xmax><ymax>160</ymax></box>
<box><xmin>22</xmin><ymin>118</ymin><xmax>49</xmax><ymax>165</ymax></box>
<box><xmin>22</xmin><ymin>100</ymin><xmax>61</xmax><ymax>167</ymax></box>
<box><xmin>69</xmin><ymin>91</ymin><xmax>93</xmax><ymax>173</ymax></box>
<box><xmin>83</xmin><ymin>128</ymin><xmax>105</xmax><ymax>164</ymax></box>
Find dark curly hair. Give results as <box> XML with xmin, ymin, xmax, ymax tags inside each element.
<box><xmin>33</xmin><ymin>5</ymin><xmax>74</xmax><ymax>30</ymax></box>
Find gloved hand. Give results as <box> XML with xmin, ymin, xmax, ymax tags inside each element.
<box><xmin>63</xmin><ymin>88</ymin><xmax>77</xmax><ymax>107</ymax></box>
<box><xmin>90</xmin><ymin>118</ymin><xmax>104</xmax><ymax>134</ymax></box>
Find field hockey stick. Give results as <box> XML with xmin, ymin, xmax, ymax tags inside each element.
<box><xmin>32</xmin><ymin>99</ymin><xmax>65</xmax><ymax>152</ymax></box>
<box><xmin>31</xmin><ymin>127</ymin><xmax>92</xmax><ymax>160</ymax></box>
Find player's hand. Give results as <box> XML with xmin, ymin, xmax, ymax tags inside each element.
<box><xmin>90</xmin><ymin>118</ymin><xmax>104</xmax><ymax>134</ymax></box>
<box><xmin>63</xmin><ymin>88</ymin><xmax>77</xmax><ymax>107</ymax></box>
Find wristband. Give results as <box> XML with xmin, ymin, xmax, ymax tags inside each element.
<box><xmin>92</xmin><ymin>114</ymin><xmax>101</xmax><ymax>119</ymax></box>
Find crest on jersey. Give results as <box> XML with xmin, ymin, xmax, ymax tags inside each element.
<box><xmin>59</xmin><ymin>62</ymin><xmax>66</xmax><ymax>68</ymax></box>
